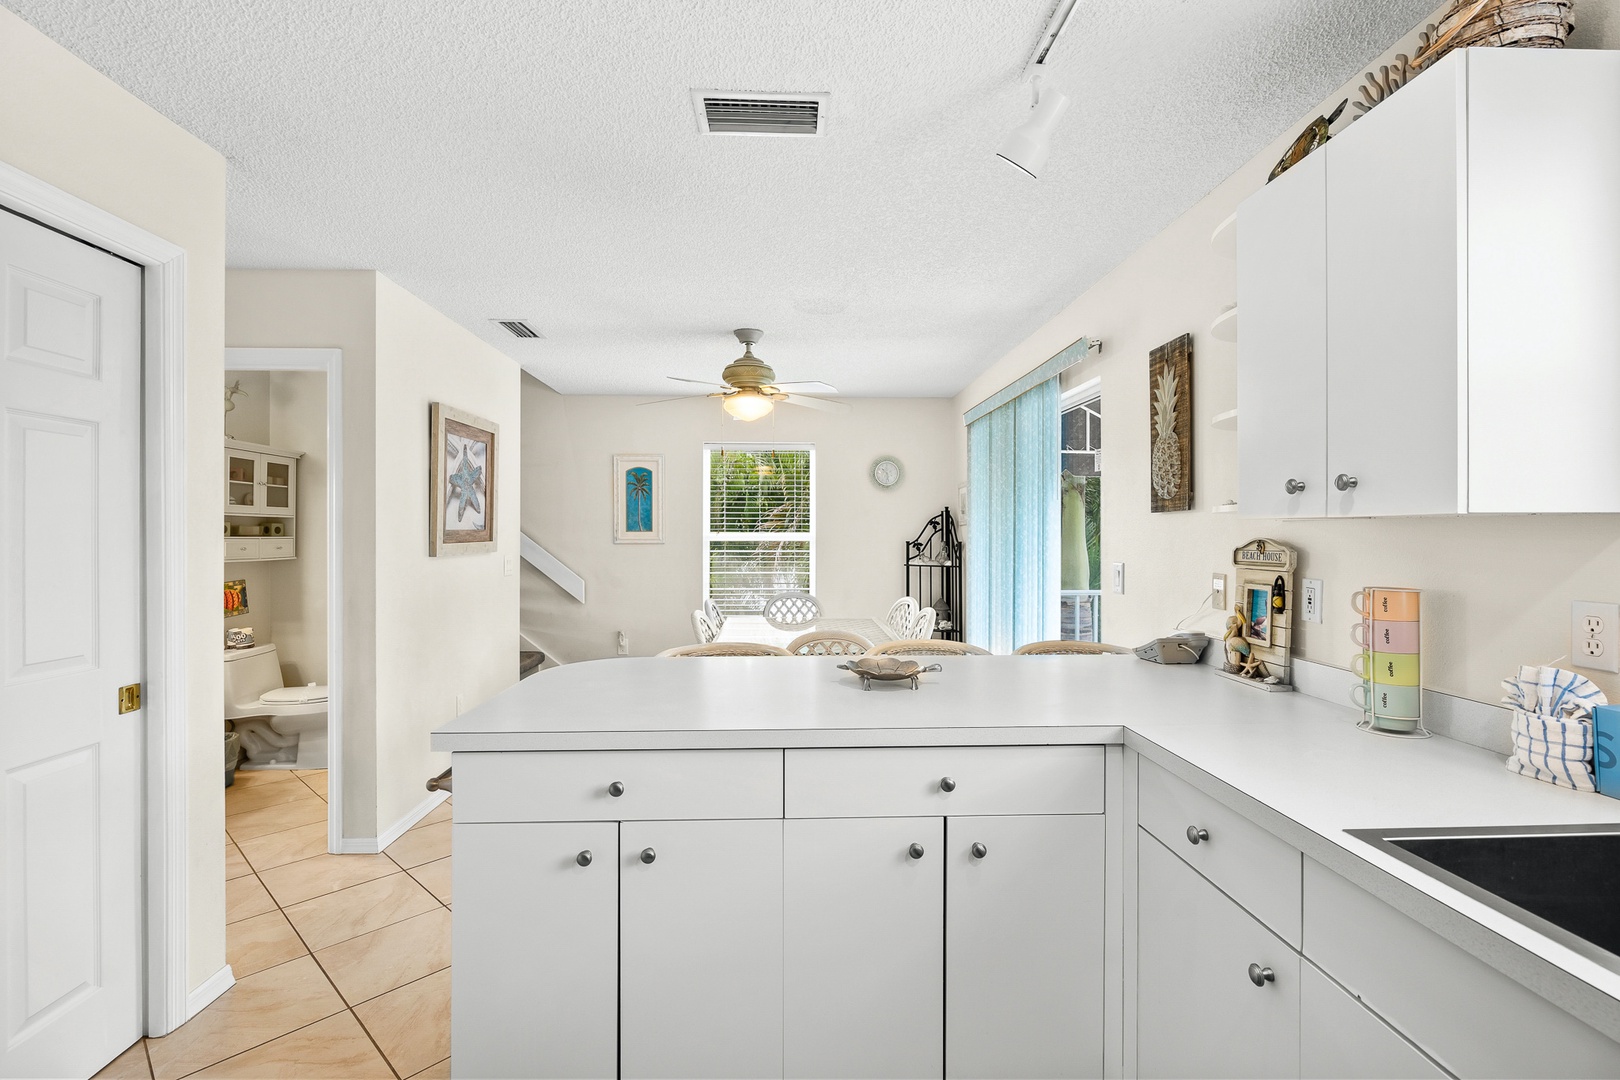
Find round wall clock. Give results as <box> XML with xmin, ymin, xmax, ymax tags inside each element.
<box><xmin>871</xmin><ymin>457</ymin><xmax>903</xmax><ymax>489</ymax></box>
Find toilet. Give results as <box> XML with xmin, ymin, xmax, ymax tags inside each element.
<box><xmin>223</xmin><ymin>643</ymin><xmax>328</xmax><ymax>770</ymax></box>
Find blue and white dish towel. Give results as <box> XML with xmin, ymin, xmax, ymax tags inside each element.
<box><xmin>1502</xmin><ymin>665</ymin><xmax>1608</xmax><ymax>792</ymax></box>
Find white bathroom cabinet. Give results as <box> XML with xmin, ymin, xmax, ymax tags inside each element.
<box><xmin>224</xmin><ymin>438</ymin><xmax>300</xmax><ymax>560</ymax></box>
<box><xmin>1238</xmin><ymin>48</ymin><xmax>1620</xmax><ymax>516</ymax></box>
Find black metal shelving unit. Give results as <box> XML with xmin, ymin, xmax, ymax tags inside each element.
<box><xmin>904</xmin><ymin>507</ymin><xmax>962</xmax><ymax>641</ymax></box>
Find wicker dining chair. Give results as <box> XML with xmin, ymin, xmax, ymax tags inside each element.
<box><xmin>909</xmin><ymin>607</ymin><xmax>937</xmax><ymax>641</ymax></box>
<box><xmin>691</xmin><ymin>609</ymin><xmax>720</xmax><ymax>644</ymax></box>
<box><xmin>884</xmin><ymin>597</ymin><xmax>919</xmax><ymax>638</ymax></box>
<box><xmin>762</xmin><ymin>592</ymin><xmax>822</xmax><ymax>630</ymax></box>
<box><xmin>658</xmin><ymin>642</ymin><xmax>792</xmax><ymax>657</ymax></box>
<box><xmin>1013</xmin><ymin>640</ymin><xmax>1131</xmax><ymax>655</ymax></box>
<box><xmin>867</xmin><ymin>639</ymin><xmax>991</xmax><ymax>657</ymax></box>
<box><xmin>702</xmin><ymin>597</ymin><xmax>726</xmax><ymax>630</ymax></box>
<box><xmin>786</xmin><ymin>630</ymin><xmax>871</xmax><ymax>657</ymax></box>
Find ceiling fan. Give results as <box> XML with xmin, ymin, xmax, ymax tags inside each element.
<box><xmin>641</xmin><ymin>328</ymin><xmax>848</xmax><ymax>421</ymax></box>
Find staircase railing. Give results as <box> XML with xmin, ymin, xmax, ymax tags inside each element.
<box><xmin>521</xmin><ymin>533</ymin><xmax>584</xmax><ymax>603</ymax></box>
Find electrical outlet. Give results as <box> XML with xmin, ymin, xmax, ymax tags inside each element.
<box><xmin>617</xmin><ymin>630</ymin><xmax>629</xmax><ymax>656</ymax></box>
<box><xmin>1211</xmin><ymin>573</ymin><xmax>1226</xmax><ymax>611</ymax></box>
<box><xmin>503</xmin><ymin>554</ymin><xmax>516</xmax><ymax>577</ymax></box>
<box><xmin>1112</xmin><ymin>562</ymin><xmax>1125</xmax><ymax>595</ymax></box>
<box><xmin>1572</xmin><ymin>601</ymin><xmax>1620</xmax><ymax>673</ymax></box>
<box><xmin>1302</xmin><ymin>579</ymin><xmax>1323</xmax><ymax>624</ymax></box>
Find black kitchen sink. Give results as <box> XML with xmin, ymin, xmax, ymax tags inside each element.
<box><xmin>1347</xmin><ymin>825</ymin><xmax>1620</xmax><ymax>974</ymax></box>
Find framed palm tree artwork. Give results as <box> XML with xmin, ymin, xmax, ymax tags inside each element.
<box><xmin>614</xmin><ymin>454</ymin><xmax>663</xmax><ymax>543</ymax></box>
<box><xmin>430</xmin><ymin>402</ymin><xmax>499</xmax><ymax>556</ymax></box>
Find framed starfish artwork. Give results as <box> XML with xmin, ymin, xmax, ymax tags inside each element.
<box><xmin>429</xmin><ymin>402</ymin><xmax>499</xmax><ymax>556</ymax></box>
<box><xmin>613</xmin><ymin>454</ymin><xmax>663</xmax><ymax>544</ymax></box>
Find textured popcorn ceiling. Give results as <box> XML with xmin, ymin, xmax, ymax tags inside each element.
<box><xmin>7</xmin><ymin>1</ymin><xmax>1439</xmax><ymax>395</ymax></box>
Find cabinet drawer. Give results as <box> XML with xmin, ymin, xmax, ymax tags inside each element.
<box><xmin>453</xmin><ymin>750</ymin><xmax>783</xmax><ymax>822</ymax></box>
<box><xmin>225</xmin><ymin>537</ymin><xmax>261</xmax><ymax>561</ymax></box>
<box><xmin>1138</xmin><ymin>758</ymin><xmax>1302</xmax><ymax>946</ymax></box>
<box><xmin>784</xmin><ymin>746</ymin><xmax>1102</xmax><ymax>818</ymax></box>
<box><xmin>261</xmin><ymin>537</ymin><xmax>295</xmax><ymax>559</ymax></box>
<box><xmin>1304</xmin><ymin>857</ymin><xmax>1620</xmax><ymax>1078</ymax></box>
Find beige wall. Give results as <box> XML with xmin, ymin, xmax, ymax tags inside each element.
<box><xmin>227</xmin><ymin>271</ymin><xmax>519</xmax><ymax>838</ymax></box>
<box><xmin>954</xmin><ymin>6</ymin><xmax>1620</xmax><ymax>708</ymax></box>
<box><xmin>521</xmin><ymin>376</ymin><xmax>960</xmax><ymax>660</ymax></box>
<box><xmin>373</xmin><ymin>275</ymin><xmax>520</xmax><ymax>831</ymax></box>
<box><xmin>0</xmin><ymin>8</ymin><xmax>231</xmax><ymax>990</ymax></box>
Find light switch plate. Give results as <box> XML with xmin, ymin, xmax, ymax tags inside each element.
<box><xmin>1572</xmin><ymin>601</ymin><xmax>1620</xmax><ymax>673</ymax></box>
<box><xmin>1112</xmin><ymin>562</ymin><xmax>1125</xmax><ymax>595</ymax></box>
<box><xmin>1302</xmin><ymin>579</ymin><xmax>1323</xmax><ymax>624</ymax></box>
<box><xmin>1211</xmin><ymin>573</ymin><xmax>1226</xmax><ymax>611</ymax></box>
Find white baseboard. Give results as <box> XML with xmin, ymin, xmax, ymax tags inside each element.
<box><xmin>185</xmin><ymin>965</ymin><xmax>235</xmax><ymax>1021</ymax></box>
<box><xmin>335</xmin><ymin>789</ymin><xmax>448</xmax><ymax>855</ymax></box>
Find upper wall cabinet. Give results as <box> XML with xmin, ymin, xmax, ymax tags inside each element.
<box><xmin>1239</xmin><ymin>49</ymin><xmax>1620</xmax><ymax>516</ymax></box>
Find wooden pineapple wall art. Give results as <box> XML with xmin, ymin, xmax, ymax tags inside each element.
<box><xmin>1149</xmin><ymin>333</ymin><xmax>1193</xmax><ymax>513</ymax></box>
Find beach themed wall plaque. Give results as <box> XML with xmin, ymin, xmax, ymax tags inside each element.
<box><xmin>430</xmin><ymin>403</ymin><xmax>499</xmax><ymax>556</ymax></box>
<box><xmin>1220</xmin><ymin>537</ymin><xmax>1297</xmax><ymax>690</ymax></box>
<box><xmin>614</xmin><ymin>454</ymin><xmax>664</xmax><ymax>544</ymax></box>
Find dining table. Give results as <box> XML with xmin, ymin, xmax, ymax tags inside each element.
<box><xmin>712</xmin><ymin>614</ymin><xmax>898</xmax><ymax>650</ymax></box>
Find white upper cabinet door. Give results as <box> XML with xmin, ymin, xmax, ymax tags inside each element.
<box><xmin>1465</xmin><ymin>49</ymin><xmax>1620</xmax><ymax>512</ymax></box>
<box><xmin>946</xmin><ymin>815</ymin><xmax>1105</xmax><ymax>1079</ymax></box>
<box><xmin>784</xmin><ymin>817</ymin><xmax>944</xmax><ymax>1080</ymax></box>
<box><xmin>1238</xmin><ymin>147</ymin><xmax>1327</xmax><ymax>517</ymax></box>
<box><xmin>257</xmin><ymin>453</ymin><xmax>296</xmax><ymax>517</ymax></box>
<box><xmin>452</xmin><ymin>822</ymin><xmax>618</xmax><ymax>1080</ymax></box>
<box><xmin>620</xmin><ymin>819</ymin><xmax>784</xmax><ymax>1080</ymax></box>
<box><xmin>1137</xmin><ymin>832</ymin><xmax>1299</xmax><ymax>1079</ymax></box>
<box><xmin>1325</xmin><ymin>56</ymin><xmax>1464</xmax><ymax>516</ymax></box>
<box><xmin>0</xmin><ymin>210</ymin><xmax>144</xmax><ymax>1080</ymax></box>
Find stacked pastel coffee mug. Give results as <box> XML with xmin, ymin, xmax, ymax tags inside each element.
<box><xmin>1351</xmin><ymin>588</ymin><xmax>1422</xmax><ymax>733</ymax></box>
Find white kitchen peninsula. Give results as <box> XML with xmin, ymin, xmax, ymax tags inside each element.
<box><xmin>433</xmin><ymin>656</ymin><xmax>1620</xmax><ymax>1079</ymax></box>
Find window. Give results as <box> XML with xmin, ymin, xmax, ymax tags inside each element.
<box><xmin>1060</xmin><ymin>384</ymin><xmax>1102</xmax><ymax>641</ymax></box>
<box><xmin>703</xmin><ymin>444</ymin><xmax>814</xmax><ymax>615</ymax></box>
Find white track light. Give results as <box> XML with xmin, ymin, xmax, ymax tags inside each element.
<box><xmin>996</xmin><ymin>81</ymin><xmax>1070</xmax><ymax>179</ymax></box>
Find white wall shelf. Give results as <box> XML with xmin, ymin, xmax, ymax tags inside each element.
<box><xmin>1210</xmin><ymin>305</ymin><xmax>1239</xmax><ymax>342</ymax></box>
<box><xmin>1210</xmin><ymin>211</ymin><xmax>1237</xmax><ymax>260</ymax></box>
<box><xmin>1211</xmin><ymin>409</ymin><xmax>1238</xmax><ymax>431</ymax></box>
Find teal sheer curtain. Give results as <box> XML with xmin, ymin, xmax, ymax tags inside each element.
<box><xmin>967</xmin><ymin>377</ymin><xmax>1060</xmax><ymax>653</ymax></box>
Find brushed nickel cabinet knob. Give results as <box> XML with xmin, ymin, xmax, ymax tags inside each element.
<box><xmin>939</xmin><ymin>776</ymin><xmax>957</xmax><ymax>792</ymax></box>
<box><xmin>639</xmin><ymin>847</ymin><xmax>656</xmax><ymax>864</ymax></box>
<box><xmin>607</xmin><ymin>781</ymin><xmax>624</xmax><ymax>797</ymax></box>
<box><xmin>1248</xmin><ymin>963</ymin><xmax>1276</xmax><ymax>987</ymax></box>
<box><xmin>1335</xmin><ymin>473</ymin><xmax>1359</xmax><ymax>491</ymax></box>
<box><xmin>1285</xmin><ymin>478</ymin><xmax>1306</xmax><ymax>495</ymax></box>
<box><xmin>1186</xmin><ymin>826</ymin><xmax>1209</xmax><ymax>845</ymax></box>
<box><xmin>576</xmin><ymin>850</ymin><xmax>593</xmax><ymax>867</ymax></box>
<box><xmin>970</xmin><ymin>842</ymin><xmax>988</xmax><ymax>859</ymax></box>
<box><xmin>908</xmin><ymin>843</ymin><xmax>925</xmax><ymax>860</ymax></box>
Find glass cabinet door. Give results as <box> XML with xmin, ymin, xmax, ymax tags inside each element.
<box><xmin>261</xmin><ymin>456</ymin><xmax>293</xmax><ymax>514</ymax></box>
<box><xmin>227</xmin><ymin>452</ymin><xmax>258</xmax><ymax>509</ymax></box>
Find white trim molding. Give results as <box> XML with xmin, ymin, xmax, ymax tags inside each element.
<box><xmin>224</xmin><ymin>349</ymin><xmax>345</xmax><ymax>855</ymax></box>
<box><xmin>336</xmin><ymin>789</ymin><xmax>448</xmax><ymax>855</ymax></box>
<box><xmin>184</xmin><ymin>966</ymin><xmax>235</xmax><ymax>1021</ymax></box>
<box><xmin>0</xmin><ymin>160</ymin><xmax>192</xmax><ymax>1037</ymax></box>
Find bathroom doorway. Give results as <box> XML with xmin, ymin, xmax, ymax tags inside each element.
<box><xmin>222</xmin><ymin>349</ymin><xmax>345</xmax><ymax>863</ymax></box>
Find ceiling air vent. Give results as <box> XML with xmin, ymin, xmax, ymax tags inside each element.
<box><xmin>692</xmin><ymin>90</ymin><xmax>828</xmax><ymax>137</ymax></box>
<box><xmin>492</xmin><ymin>319</ymin><xmax>542</xmax><ymax>339</ymax></box>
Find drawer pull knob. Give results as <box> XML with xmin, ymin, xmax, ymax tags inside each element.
<box><xmin>939</xmin><ymin>776</ymin><xmax>957</xmax><ymax>792</ymax></box>
<box><xmin>908</xmin><ymin>843</ymin><xmax>925</xmax><ymax>860</ymax></box>
<box><xmin>1335</xmin><ymin>473</ymin><xmax>1358</xmax><ymax>491</ymax></box>
<box><xmin>1248</xmin><ymin>963</ymin><xmax>1275</xmax><ymax>987</ymax></box>
<box><xmin>1285</xmin><ymin>478</ymin><xmax>1306</xmax><ymax>494</ymax></box>
<box><xmin>640</xmin><ymin>847</ymin><xmax>656</xmax><ymax>864</ymax></box>
<box><xmin>607</xmin><ymin>781</ymin><xmax>625</xmax><ymax>797</ymax></box>
<box><xmin>576</xmin><ymin>850</ymin><xmax>593</xmax><ymax>867</ymax></box>
<box><xmin>970</xmin><ymin>842</ymin><xmax>988</xmax><ymax>859</ymax></box>
<box><xmin>1186</xmin><ymin>826</ymin><xmax>1209</xmax><ymax>845</ymax></box>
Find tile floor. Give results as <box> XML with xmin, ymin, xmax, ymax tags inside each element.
<box><xmin>95</xmin><ymin>768</ymin><xmax>453</xmax><ymax>1079</ymax></box>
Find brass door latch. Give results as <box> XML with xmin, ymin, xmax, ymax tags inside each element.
<box><xmin>118</xmin><ymin>683</ymin><xmax>141</xmax><ymax>714</ymax></box>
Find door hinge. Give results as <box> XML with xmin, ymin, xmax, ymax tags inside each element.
<box><xmin>118</xmin><ymin>683</ymin><xmax>141</xmax><ymax>714</ymax></box>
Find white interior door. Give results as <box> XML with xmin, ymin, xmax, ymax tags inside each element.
<box><xmin>0</xmin><ymin>209</ymin><xmax>143</xmax><ymax>1079</ymax></box>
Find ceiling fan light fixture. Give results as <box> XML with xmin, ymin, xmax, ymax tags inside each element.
<box><xmin>723</xmin><ymin>389</ymin><xmax>775</xmax><ymax>422</ymax></box>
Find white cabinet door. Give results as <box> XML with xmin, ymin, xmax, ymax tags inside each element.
<box><xmin>1300</xmin><ymin>962</ymin><xmax>1445</xmax><ymax>1079</ymax></box>
<box><xmin>621</xmin><ymin>820</ymin><xmax>784</xmax><ymax>1079</ymax></box>
<box><xmin>1324</xmin><ymin>58</ymin><xmax>1463</xmax><ymax>516</ymax></box>
<box><xmin>452</xmin><ymin>822</ymin><xmax>617</xmax><ymax>1080</ymax></box>
<box><xmin>1238</xmin><ymin>148</ymin><xmax>1327</xmax><ymax>518</ymax></box>
<box><xmin>784</xmin><ymin>817</ymin><xmax>944</xmax><ymax>1079</ymax></box>
<box><xmin>1137</xmin><ymin>831</ymin><xmax>1299</xmax><ymax>1079</ymax></box>
<box><xmin>946</xmin><ymin>815</ymin><xmax>1104</xmax><ymax>1079</ymax></box>
<box><xmin>258</xmin><ymin>452</ymin><xmax>296</xmax><ymax>517</ymax></box>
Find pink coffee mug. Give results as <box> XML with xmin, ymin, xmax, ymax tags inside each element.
<box><xmin>1351</xmin><ymin>620</ymin><xmax>1420</xmax><ymax>653</ymax></box>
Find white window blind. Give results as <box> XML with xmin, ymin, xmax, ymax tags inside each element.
<box><xmin>703</xmin><ymin>444</ymin><xmax>815</xmax><ymax>615</ymax></box>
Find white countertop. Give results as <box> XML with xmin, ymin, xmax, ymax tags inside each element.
<box><xmin>433</xmin><ymin>655</ymin><xmax>1620</xmax><ymax>1038</ymax></box>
